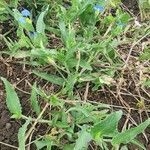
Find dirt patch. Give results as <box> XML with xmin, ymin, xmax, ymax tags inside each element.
<box><xmin>0</xmin><ymin>99</ymin><xmax>20</xmax><ymax>150</ymax></box>
<box><xmin>122</xmin><ymin>0</ymin><xmax>139</xmax><ymax>16</ymax></box>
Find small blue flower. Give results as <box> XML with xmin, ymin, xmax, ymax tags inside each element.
<box><xmin>21</xmin><ymin>9</ymin><xmax>31</xmax><ymax>17</ymax></box>
<box><xmin>94</xmin><ymin>5</ymin><xmax>105</xmax><ymax>13</ymax></box>
<box><xmin>19</xmin><ymin>17</ymin><xmax>26</xmax><ymax>24</ymax></box>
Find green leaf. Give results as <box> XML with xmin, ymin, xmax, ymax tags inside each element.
<box><xmin>10</xmin><ymin>0</ymin><xmax>19</xmax><ymax>8</ymax></box>
<box><xmin>143</xmin><ymin>79</ymin><xmax>150</xmax><ymax>87</ymax></box>
<box><xmin>13</xmin><ymin>9</ymin><xmax>23</xmax><ymax>22</ymax></box>
<box><xmin>1</xmin><ymin>77</ymin><xmax>22</xmax><ymax>118</ymax></box>
<box><xmin>35</xmin><ymin>140</ymin><xmax>47</xmax><ymax>150</ymax></box>
<box><xmin>59</xmin><ymin>21</ymin><xmax>76</xmax><ymax>48</ymax></box>
<box><xmin>80</xmin><ymin>60</ymin><xmax>92</xmax><ymax>70</ymax></box>
<box><xmin>36</xmin><ymin>6</ymin><xmax>49</xmax><ymax>34</ymax></box>
<box><xmin>140</xmin><ymin>50</ymin><xmax>150</xmax><ymax>61</ymax></box>
<box><xmin>79</xmin><ymin>4</ymin><xmax>96</xmax><ymax>26</ymax></box>
<box><xmin>74</xmin><ymin>126</ymin><xmax>92</xmax><ymax>150</ymax></box>
<box><xmin>63</xmin><ymin>73</ymin><xmax>78</xmax><ymax>96</ymax></box>
<box><xmin>131</xmin><ymin>139</ymin><xmax>146</xmax><ymax>150</ymax></box>
<box><xmin>64</xmin><ymin>144</ymin><xmax>75</xmax><ymax>150</ymax></box>
<box><xmin>112</xmin><ymin>118</ymin><xmax>150</xmax><ymax>145</ymax></box>
<box><xmin>66</xmin><ymin>106</ymin><xmax>89</xmax><ymax>117</ymax></box>
<box><xmin>50</xmin><ymin>95</ymin><xmax>64</xmax><ymax>107</ymax></box>
<box><xmin>35</xmin><ymin>139</ymin><xmax>52</xmax><ymax>150</ymax></box>
<box><xmin>59</xmin><ymin>21</ymin><xmax>67</xmax><ymax>44</ymax></box>
<box><xmin>33</xmin><ymin>71</ymin><xmax>64</xmax><ymax>86</ymax></box>
<box><xmin>30</xmin><ymin>83</ymin><xmax>41</xmax><ymax>116</ymax></box>
<box><xmin>91</xmin><ymin>111</ymin><xmax>122</xmax><ymax>139</ymax></box>
<box><xmin>18</xmin><ymin>118</ymin><xmax>31</xmax><ymax>150</ymax></box>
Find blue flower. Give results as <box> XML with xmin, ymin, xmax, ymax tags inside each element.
<box><xmin>21</xmin><ymin>9</ymin><xmax>31</xmax><ymax>17</ymax></box>
<box><xmin>94</xmin><ymin>5</ymin><xmax>105</xmax><ymax>13</ymax></box>
<box><xmin>19</xmin><ymin>17</ymin><xmax>26</xmax><ymax>24</ymax></box>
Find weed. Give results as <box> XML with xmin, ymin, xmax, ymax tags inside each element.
<box><xmin>0</xmin><ymin>0</ymin><xmax>150</xmax><ymax>149</ymax></box>
<box><xmin>1</xmin><ymin>77</ymin><xmax>150</xmax><ymax>149</ymax></box>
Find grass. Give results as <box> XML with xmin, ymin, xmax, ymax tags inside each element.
<box><xmin>0</xmin><ymin>0</ymin><xmax>150</xmax><ymax>149</ymax></box>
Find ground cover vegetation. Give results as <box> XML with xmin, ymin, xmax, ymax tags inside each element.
<box><xmin>0</xmin><ymin>0</ymin><xmax>150</xmax><ymax>149</ymax></box>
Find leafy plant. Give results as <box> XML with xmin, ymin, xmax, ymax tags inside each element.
<box><xmin>1</xmin><ymin>77</ymin><xmax>150</xmax><ymax>149</ymax></box>
<box><xmin>1</xmin><ymin>0</ymin><xmax>150</xmax><ymax>149</ymax></box>
<box><xmin>1</xmin><ymin>77</ymin><xmax>22</xmax><ymax>118</ymax></box>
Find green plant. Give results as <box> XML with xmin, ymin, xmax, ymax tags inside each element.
<box><xmin>0</xmin><ymin>1</ymin><xmax>150</xmax><ymax>149</ymax></box>
<box><xmin>1</xmin><ymin>0</ymin><xmax>132</xmax><ymax>98</ymax></box>
<box><xmin>0</xmin><ymin>0</ymin><xmax>18</xmax><ymax>22</ymax></box>
<box><xmin>1</xmin><ymin>77</ymin><xmax>150</xmax><ymax>150</ymax></box>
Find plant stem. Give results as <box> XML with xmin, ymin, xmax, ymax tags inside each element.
<box><xmin>21</xmin><ymin>115</ymin><xmax>52</xmax><ymax>124</ymax></box>
<box><xmin>25</xmin><ymin>103</ymin><xmax>49</xmax><ymax>141</ymax></box>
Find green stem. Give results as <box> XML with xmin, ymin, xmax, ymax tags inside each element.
<box><xmin>21</xmin><ymin>115</ymin><xmax>52</xmax><ymax>124</ymax></box>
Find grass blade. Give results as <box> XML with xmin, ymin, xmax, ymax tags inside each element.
<box><xmin>30</xmin><ymin>83</ymin><xmax>41</xmax><ymax>116</ymax></box>
<box><xmin>91</xmin><ymin>111</ymin><xmax>123</xmax><ymax>139</ymax></box>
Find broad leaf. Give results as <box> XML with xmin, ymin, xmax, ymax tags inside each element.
<box><xmin>35</xmin><ymin>139</ymin><xmax>52</xmax><ymax>150</ymax></box>
<box><xmin>112</xmin><ymin>118</ymin><xmax>150</xmax><ymax>145</ymax></box>
<box><xmin>91</xmin><ymin>111</ymin><xmax>122</xmax><ymax>139</ymax></box>
<box><xmin>59</xmin><ymin>21</ymin><xmax>76</xmax><ymax>48</ymax></box>
<box><xmin>1</xmin><ymin>77</ymin><xmax>22</xmax><ymax>118</ymax></box>
<box><xmin>74</xmin><ymin>126</ymin><xmax>92</xmax><ymax>150</ymax></box>
<box><xmin>36</xmin><ymin>6</ymin><xmax>49</xmax><ymax>34</ymax></box>
<box><xmin>66</xmin><ymin>106</ymin><xmax>89</xmax><ymax>117</ymax></box>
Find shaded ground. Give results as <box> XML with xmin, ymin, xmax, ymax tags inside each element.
<box><xmin>122</xmin><ymin>0</ymin><xmax>139</xmax><ymax>15</ymax></box>
<box><xmin>0</xmin><ymin>1</ymin><xmax>150</xmax><ymax>150</ymax></box>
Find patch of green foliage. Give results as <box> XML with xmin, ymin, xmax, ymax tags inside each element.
<box><xmin>1</xmin><ymin>77</ymin><xmax>150</xmax><ymax>150</ymax></box>
<box><xmin>0</xmin><ymin>0</ymin><xmax>150</xmax><ymax>149</ymax></box>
